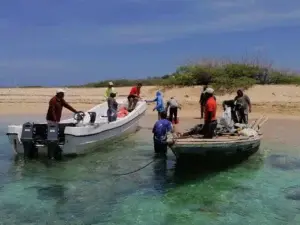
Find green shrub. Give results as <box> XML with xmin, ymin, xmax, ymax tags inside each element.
<box><xmin>74</xmin><ymin>59</ymin><xmax>300</xmax><ymax>93</ymax></box>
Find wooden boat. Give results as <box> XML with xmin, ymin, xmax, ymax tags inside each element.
<box><xmin>6</xmin><ymin>98</ymin><xmax>147</xmax><ymax>159</ymax></box>
<box><xmin>170</xmin><ymin>134</ymin><xmax>261</xmax><ymax>156</ymax></box>
<box><xmin>168</xmin><ymin>117</ymin><xmax>266</xmax><ymax>166</ymax></box>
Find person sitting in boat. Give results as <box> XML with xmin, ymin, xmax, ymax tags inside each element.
<box><xmin>117</xmin><ymin>106</ymin><xmax>129</xmax><ymax>118</ymax></box>
<box><xmin>166</xmin><ymin>96</ymin><xmax>181</xmax><ymax>124</ymax></box>
<box><xmin>46</xmin><ymin>89</ymin><xmax>79</xmax><ymax>124</ymax></box>
<box><xmin>234</xmin><ymin>89</ymin><xmax>252</xmax><ymax>124</ymax></box>
<box><xmin>152</xmin><ymin>111</ymin><xmax>174</xmax><ymax>155</ymax></box>
<box><xmin>104</xmin><ymin>82</ymin><xmax>116</xmax><ymax>99</ymax></box>
<box><xmin>146</xmin><ymin>91</ymin><xmax>165</xmax><ymax>120</ymax></box>
<box><xmin>107</xmin><ymin>90</ymin><xmax>118</xmax><ymax>122</ymax></box>
<box><xmin>128</xmin><ymin>82</ymin><xmax>142</xmax><ymax>112</ymax></box>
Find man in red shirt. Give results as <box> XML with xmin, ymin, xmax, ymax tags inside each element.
<box><xmin>127</xmin><ymin>83</ymin><xmax>142</xmax><ymax>111</ymax></box>
<box><xmin>203</xmin><ymin>87</ymin><xmax>217</xmax><ymax>138</ymax></box>
<box><xmin>46</xmin><ymin>89</ymin><xmax>78</xmax><ymax>123</ymax></box>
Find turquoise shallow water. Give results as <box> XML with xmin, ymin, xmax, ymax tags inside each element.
<box><xmin>1</xmin><ymin>118</ymin><xmax>300</xmax><ymax>224</ymax></box>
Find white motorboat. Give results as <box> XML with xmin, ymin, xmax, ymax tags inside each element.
<box><xmin>6</xmin><ymin>98</ymin><xmax>147</xmax><ymax>159</ymax></box>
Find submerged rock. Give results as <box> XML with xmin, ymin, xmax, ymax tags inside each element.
<box><xmin>29</xmin><ymin>184</ymin><xmax>67</xmax><ymax>201</ymax></box>
<box><xmin>266</xmin><ymin>154</ymin><xmax>300</xmax><ymax>170</ymax></box>
<box><xmin>284</xmin><ymin>186</ymin><xmax>300</xmax><ymax>200</ymax></box>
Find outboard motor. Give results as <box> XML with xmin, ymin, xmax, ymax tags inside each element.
<box><xmin>88</xmin><ymin>112</ymin><xmax>96</xmax><ymax>124</ymax></box>
<box><xmin>46</xmin><ymin>123</ymin><xmax>62</xmax><ymax>160</ymax></box>
<box><xmin>20</xmin><ymin>122</ymin><xmax>38</xmax><ymax>158</ymax></box>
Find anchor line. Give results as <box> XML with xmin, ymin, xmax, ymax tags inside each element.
<box><xmin>112</xmin><ymin>158</ymin><xmax>157</xmax><ymax>176</ymax></box>
<box><xmin>112</xmin><ymin>144</ymin><xmax>174</xmax><ymax>176</ymax></box>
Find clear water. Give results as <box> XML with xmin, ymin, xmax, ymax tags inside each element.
<box><xmin>1</xmin><ymin>118</ymin><xmax>300</xmax><ymax>225</ymax></box>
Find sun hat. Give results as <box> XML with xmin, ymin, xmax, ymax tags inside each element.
<box><xmin>204</xmin><ymin>87</ymin><xmax>214</xmax><ymax>94</ymax></box>
<box><xmin>56</xmin><ymin>88</ymin><xmax>65</xmax><ymax>94</ymax></box>
<box><xmin>108</xmin><ymin>82</ymin><xmax>114</xmax><ymax>86</ymax></box>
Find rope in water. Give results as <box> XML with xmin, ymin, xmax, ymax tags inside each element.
<box><xmin>112</xmin><ymin>144</ymin><xmax>174</xmax><ymax>176</ymax></box>
<box><xmin>112</xmin><ymin>158</ymin><xmax>157</xmax><ymax>176</ymax></box>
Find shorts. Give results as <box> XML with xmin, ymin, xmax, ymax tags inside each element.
<box><xmin>127</xmin><ymin>95</ymin><xmax>138</xmax><ymax>100</ymax></box>
<box><xmin>154</xmin><ymin>141</ymin><xmax>168</xmax><ymax>154</ymax></box>
<box><xmin>153</xmin><ymin>137</ymin><xmax>168</xmax><ymax>154</ymax></box>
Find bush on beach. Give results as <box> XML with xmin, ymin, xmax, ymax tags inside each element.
<box><xmin>75</xmin><ymin>58</ymin><xmax>300</xmax><ymax>94</ymax></box>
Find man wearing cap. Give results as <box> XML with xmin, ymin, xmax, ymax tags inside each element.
<box><xmin>179</xmin><ymin>87</ymin><xmax>217</xmax><ymax>138</ymax></box>
<box><xmin>46</xmin><ymin>89</ymin><xmax>78</xmax><ymax>123</ymax></box>
<box><xmin>104</xmin><ymin>82</ymin><xmax>117</xmax><ymax>99</ymax></box>
<box><xmin>203</xmin><ymin>87</ymin><xmax>217</xmax><ymax>138</ymax></box>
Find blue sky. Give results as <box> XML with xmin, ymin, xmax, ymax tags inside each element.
<box><xmin>1</xmin><ymin>0</ymin><xmax>300</xmax><ymax>86</ymax></box>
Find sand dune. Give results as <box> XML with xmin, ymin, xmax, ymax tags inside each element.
<box><xmin>0</xmin><ymin>85</ymin><xmax>300</xmax><ymax>119</ymax></box>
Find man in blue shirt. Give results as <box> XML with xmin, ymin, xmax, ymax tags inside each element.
<box><xmin>152</xmin><ymin>111</ymin><xmax>173</xmax><ymax>155</ymax></box>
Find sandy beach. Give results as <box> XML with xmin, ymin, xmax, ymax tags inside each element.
<box><xmin>0</xmin><ymin>85</ymin><xmax>300</xmax><ymax>119</ymax></box>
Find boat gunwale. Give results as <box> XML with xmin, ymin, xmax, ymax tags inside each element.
<box><xmin>6</xmin><ymin>100</ymin><xmax>147</xmax><ymax>137</ymax></box>
<box><xmin>172</xmin><ymin>135</ymin><xmax>262</xmax><ymax>146</ymax></box>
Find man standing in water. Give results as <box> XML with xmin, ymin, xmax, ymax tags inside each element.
<box><xmin>152</xmin><ymin>111</ymin><xmax>174</xmax><ymax>155</ymax></box>
<box><xmin>46</xmin><ymin>89</ymin><xmax>78</xmax><ymax>123</ymax></box>
<box><xmin>199</xmin><ymin>85</ymin><xmax>208</xmax><ymax>119</ymax></box>
<box><xmin>234</xmin><ymin>89</ymin><xmax>252</xmax><ymax>124</ymax></box>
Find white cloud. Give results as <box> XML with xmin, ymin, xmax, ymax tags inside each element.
<box><xmin>1</xmin><ymin>0</ymin><xmax>300</xmax><ymax>46</ymax></box>
<box><xmin>209</xmin><ymin>0</ymin><xmax>257</xmax><ymax>9</ymax></box>
<box><xmin>65</xmin><ymin>7</ymin><xmax>300</xmax><ymax>45</ymax></box>
<box><xmin>61</xmin><ymin>0</ymin><xmax>300</xmax><ymax>45</ymax></box>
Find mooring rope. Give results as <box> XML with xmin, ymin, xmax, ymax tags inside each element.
<box><xmin>112</xmin><ymin>158</ymin><xmax>158</xmax><ymax>176</ymax></box>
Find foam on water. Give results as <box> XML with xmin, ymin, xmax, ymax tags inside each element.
<box><xmin>0</xmin><ymin>119</ymin><xmax>300</xmax><ymax>224</ymax></box>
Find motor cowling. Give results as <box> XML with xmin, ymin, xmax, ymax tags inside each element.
<box><xmin>88</xmin><ymin>112</ymin><xmax>96</xmax><ymax>124</ymax></box>
<box><xmin>46</xmin><ymin>123</ymin><xmax>62</xmax><ymax>160</ymax></box>
<box><xmin>20</xmin><ymin>122</ymin><xmax>37</xmax><ymax>158</ymax></box>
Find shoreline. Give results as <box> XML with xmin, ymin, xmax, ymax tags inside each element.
<box><xmin>1</xmin><ymin>108</ymin><xmax>300</xmax><ymax>121</ymax></box>
<box><xmin>0</xmin><ymin>85</ymin><xmax>300</xmax><ymax>120</ymax></box>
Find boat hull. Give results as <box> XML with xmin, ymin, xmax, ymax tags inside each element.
<box><xmin>170</xmin><ymin>136</ymin><xmax>261</xmax><ymax>167</ymax></box>
<box><xmin>7</xmin><ymin>113</ymin><xmax>143</xmax><ymax>156</ymax></box>
<box><xmin>6</xmin><ymin>99</ymin><xmax>147</xmax><ymax>157</ymax></box>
